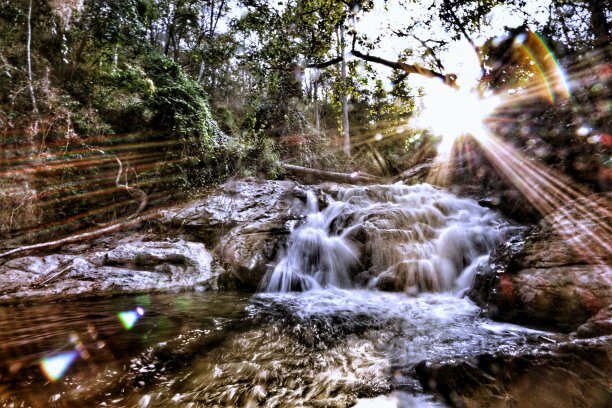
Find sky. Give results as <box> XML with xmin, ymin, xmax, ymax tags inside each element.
<box><xmin>353</xmin><ymin>0</ymin><xmax>551</xmax><ymax>90</ymax></box>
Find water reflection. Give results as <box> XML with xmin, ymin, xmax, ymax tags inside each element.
<box><xmin>0</xmin><ymin>290</ymin><xmax>555</xmax><ymax>407</ymax></box>
<box><xmin>0</xmin><ymin>292</ymin><xmax>250</xmax><ymax>406</ymax></box>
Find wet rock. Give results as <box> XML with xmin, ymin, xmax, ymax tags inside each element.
<box><xmin>158</xmin><ymin>178</ymin><xmax>306</xmax><ymax>246</ymax></box>
<box><xmin>0</xmin><ymin>238</ymin><xmax>216</xmax><ymax>303</ymax></box>
<box><xmin>210</xmin><ymin>179</ymin><xmax>309</xmax><ymax>288</ymax></box>
<box><xmin>219</xmin><ymin>219</ymin><xmax>297</xmax><ymax>289</ymax></box>
<box><xmin>469</xmin><ymin>194</ymin><xmax>612</xmax><ymax>331</ymax></box>
<box><xmin>159</xmin><ymin>178</ymin><xmax>312</xmax><ymax>288</ymax></box>
<box><xmin>574</xmin><ymin>305</ymin><xmax>612</xmax><ymax>338</ymax></box>
<box><xmin>415</xmin><ymin>336</ymin><xmax>612</xmax><ymax>408</ymax></box>
<box><xmin>476</xmin><ymin>189</ymin><xmax>539</xmax><ymax>223</ymax></box>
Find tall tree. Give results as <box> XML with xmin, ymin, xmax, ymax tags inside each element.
<box><xmin>26</xmin><ymin>0</ymin><xmax>38</xmax><ymax>134</ymax></box>
<box><xmin>340</xmin><ymin>22</ymin><xmax>349</xmax><ymax>156</ymax></box>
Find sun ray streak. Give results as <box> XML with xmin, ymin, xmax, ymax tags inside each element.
<box><xmin>473</xmin><ymin>127</ymin><xmax>611</xmax><ymax>265</ymax></box>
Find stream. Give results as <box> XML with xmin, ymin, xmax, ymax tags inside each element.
<box><xmin>0</xmin><ymin>290</ymin><xmax>554</xmax><ymax>407</ymax></box>
<box><xmin>0</xmin><ymin>184</ymin><xmax>557</xmax><ymax>407</ymax></box>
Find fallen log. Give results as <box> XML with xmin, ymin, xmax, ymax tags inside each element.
<box><xmin>282</xmin><ymin>163</ymin><xmax>386</xmax><ymax>185</ymax></box>
<box><xmin>0</xmin><ymin>213</ymin><xmax>156</xmax><ymax>261</ymax></box>
<box><xmin>393</xmin><ymin>160</ymin><xmax>435</xmax><ymax>183</ymax></box>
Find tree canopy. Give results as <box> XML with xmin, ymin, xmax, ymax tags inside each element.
<box><xmin>0</xmin><ymin>0</ymin><xmax>609</xmax><ymax>241</ymax></box>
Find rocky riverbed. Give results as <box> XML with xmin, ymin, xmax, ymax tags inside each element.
<box><xmin>0</xmin><ymin>177</ymin><xmax>610</xmax><ymax>407</ymax></box>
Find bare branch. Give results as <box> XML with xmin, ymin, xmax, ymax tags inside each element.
<box><xmin>351</xmin><ymin>50</ymin><xmax>458</xmax><ymax>88</ymax></box>
<box><xmin>301</xmin><ymin>50</ymin><xmax>456</xmax><ymax>87</ymax></box>
<box><xmin>441</xmin><ymin>0</ymin><xmax>484</xmax><ymax>73</ymax></box>
<box><xmin>91</xmin><ymin>149</ymin><xmax>149</xmax><ymax>223</ymax></box>
<box><xmin>211</xmin><ymin>0</ymin><xmax>226</xmax><ymax>35</ymax></box>
<box><xmin>413</xmin><ymin>34</ymin><xmax>445</xmax><ymax>72</ymax></box>
<box><xmin>0</xmin><ymin>214</ymin><xmax>155</xmax><ymax>260</ymax></box>
<box><xmin>306</xmin><ymin>56</ymin><xmax>344</xmax><ymax>69</ymax></box>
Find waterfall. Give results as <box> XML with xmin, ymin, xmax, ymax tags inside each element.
<box><xmin>264</xmin><ymin>183</ymin><xmax>508</xmax><ymax>293</ymax></box>
<box><xmin>264</xmin><ymin>191</ymin><xmax>360</xmax><ymax>292</ymax></box>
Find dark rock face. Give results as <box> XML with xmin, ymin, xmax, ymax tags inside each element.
<box><xmin>0</xmin><ymin>237</ymin><xmax>215</xmax><ymax>303</ymax></box>
<box><xmin>574</xmin><ymin>305</ymin><xmax>612</xmax><ymax>338</ymax></box>
<box><xmin>469</xmin><ymin>194</ymin><xmax>612</xmax><ymax>331</ymax></box>
<box><xmin>415</xmin><ymin>336</ymin><xmax>612</xmax><ymax>408</ymax></box>
<box><xmin>160</xmin><ymin>178</ymin><xmax>311</xmax><ymax>289</ymax></box>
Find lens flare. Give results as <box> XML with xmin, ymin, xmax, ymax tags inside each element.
<box><xmin>40</xmin><ymin>351</ymin><xmax>78</xmax><ymax>382</ymax></box>
<box><xmin>411</xmin><ymin>80</ymin><xmax>501</xmax><ymax>185</ymax></box>
<box><xmin>406</xmin><ymin>27</ymin><xmax>610</xmax><ymax>270</ymax></box>
<box><xmin>118</xmin><ymin>307</ymin><xmax>145</xmax><ymax>330</ymax></box>
<box><xmin>471</xmin><ymin>126</ymin><xmax>611</xmax><ymax>265</ymax></box>
<box><xmin>514</xmin><ymin>32</ymin><xmax>571</xmax><ymax>103</ymax></box>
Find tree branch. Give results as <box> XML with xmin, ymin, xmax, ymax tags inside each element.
<box><xmin>211</xmin><ymin>0</ymin><xmax>226</xmax><ymax>36</ymax></box>
<box><xmin>306</xmin><ymin>56</ymin><xmax>343</xmax><ymax>69</ymax></box>
<box><xmin>413</xmin><ymin>34</ymin><xmax>445</xmax><ymax>72</ymax></box>
<box><xmin>301</xmin><ymin>49</ymin><xmax>457</xmax><ymax>87</ymax></box>
<box><xmin>351</xmin><ymin>50</ymin><xmax>457</xmax><ymax>87</ymax></box>
<box><xmin>0</xmin><ymin>214</ymin><xmax>155</xmax><ymax>260</ymax></box>
<box><xmin>441</xmin><ymin>0</ymin><xmax>484</xmax><ymax>73</ymax></box>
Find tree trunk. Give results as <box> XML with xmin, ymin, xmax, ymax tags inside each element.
<box><xmin>340</xmin><ymin>24</ymin><xmax>350</xmax><ymax>156</ymax></box>
<box><xmin>163</xmin><ymin>17</ymin><xmax>173</xmax><ymax>56</ymax></box>
<box><xmin>314</xmin><ymin>76</ymin><xmax>320</xmax><ymax>131</ymax></box>
<box><xmin>210</xmin><ymin>0</ymin><xmax>216</xmax><ymax>37</ymax></box>
<box><xmin>26</xmin><ymin>0</ymin><xmax>38</xmax><ymax>130</ymax></box>
<box><xmin>73</xmin><ymin>36</ymin><xmax>88</xmax><ymax>63</ymax></box>
<box><xmin>113</xmin><ymin>44</ymin><xmax>118</xmax><ymax>69</ymax></box>
<box><xmin>586</xmin><ymin>0</ymin><xmax>610</xmax><ymax>54</ymax></box>
<box><xmin>282</xmin><ymin>164</ymin><xmax>383</xmax><ymax>185</ymax></box>
<box><xmin>197</xmin><ymin>60</ymin><xmax>205</xmax><ymax>83</ymax></box>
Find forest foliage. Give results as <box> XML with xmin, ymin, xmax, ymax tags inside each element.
<box><xmin>0</xmin><ymin>0</ymin><xmax>609</xmax><ymax>242</ymax></box>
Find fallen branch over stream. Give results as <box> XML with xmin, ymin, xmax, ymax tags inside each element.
<box><xmin>282</xmin><ymin>163</ymin><xmax>386</xmax><ymax>184</ymax></box>
<box><xmin>0</xmin><ymin>213</ymin><xmax>156</xmax><ymax>260</ymax></box>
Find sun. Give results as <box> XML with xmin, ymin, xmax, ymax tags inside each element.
<box><xmin>411</xmin><ymin>80</ymin><xmax>501</xmax><ymax>160</ymax></box>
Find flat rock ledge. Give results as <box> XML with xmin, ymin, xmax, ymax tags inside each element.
<box><xmin>0</xmin><ymin>178</ymin><xmax>316</xmax><ymax>302</ymax></box>
<box><xmin>0</xmin><ymin>237</ymin><xmax>215</xmax><ymax>304</ymax></box>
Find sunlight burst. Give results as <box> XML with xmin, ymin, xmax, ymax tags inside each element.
<box><xmin>412</xmin><ymin>81</ymin><xmax>500</xmax><ymax>161</ymax></box>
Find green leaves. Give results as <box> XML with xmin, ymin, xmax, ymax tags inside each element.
<box><xmin>81</xmin><ymin>0</ymin><xmax>148</xmax><ymax>45</ymax></box>
<box><xmin>145</xmin><ymin>54</ymin><xmax>214</xmax><ymax>143</ymax></box>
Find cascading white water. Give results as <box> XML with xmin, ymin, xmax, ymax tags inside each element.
<box><xmin>265</xmin><ymin>183</ymin><xmax>509</xmax><ymax>293</ymax></box>
<box><xmin>264</xmin><ymin>191</ymin><xmax>361</xmax><ymax>292</ymax></box>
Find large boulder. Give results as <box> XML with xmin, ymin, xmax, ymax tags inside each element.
<box><xmin>469</xmin><ymin>194</ymin><xmax>612</xmax><ymax>331</ymax></box>
<box><xmin>0</xmin><ymin>237</ymin><xmax>216</xmax><ymax>303</ymax></box>
<box><xmin>415</xmin><ymin>336</ymin><xmax>612</xmax><ymax>408</ymax></box>
<box><xmin>160</xmin><ymin>178</ymin><xmax>311</xmax><ymax>289</ymax></box>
